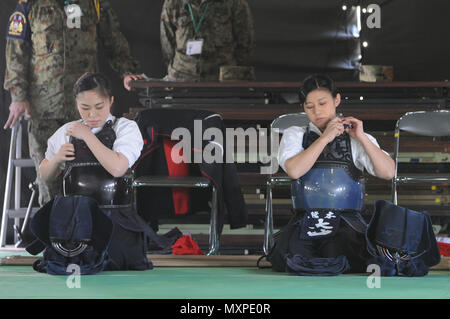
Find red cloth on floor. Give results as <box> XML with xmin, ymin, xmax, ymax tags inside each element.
<box><xmin>171</xmin><ymin>235</ymin><xmax>204</xmax><ymax>255</ymax></box>
<box><xmin>438</xmin><ymin>242</ymin><xmax>450</xmax><ymax>257</ymax></box>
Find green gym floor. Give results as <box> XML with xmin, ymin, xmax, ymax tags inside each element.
<box><xmin>0</xmin><ymin>256</ymin><xmax>448</xmax><ymax>299</ymax></box>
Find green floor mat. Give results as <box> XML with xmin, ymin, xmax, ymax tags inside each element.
<box><xmin>0</xmin><ymin>266</ymin><xmax>448</xmax><ymax>299</ymax></box>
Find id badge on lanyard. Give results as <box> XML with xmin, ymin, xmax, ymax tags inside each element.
<box><xmin>186</xmin><ymin>38</ymin><xmax>204</xmax><ymax>55</ymax></box>
<box><xmin>64</xmin><ymin>1</ymin><xmax>82</xmax><ymax>18</ymax></box>
<box><xmin>186</xmin><ymin>2</ymin><xmax>209</xmax><ymax>56</ymax></box>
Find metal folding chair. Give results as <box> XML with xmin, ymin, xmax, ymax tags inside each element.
<box><xmin>132</xmin><ymin>109</ymin><xmax>225</xmax><ymax>256</ymax></box>
<box><xmin>392</xmin><ymin>110</ymin><xmax>450</xmax><ymax>205</ymax></box>
<box><xmin>133</xmin><ymin>176</ymin><xmax>219</xmax><ymax>256</ymax></box>
<box><xmin>263</xmin><ymin>113</ymin><xmax>310</xmax><ymax>255</ymax></box>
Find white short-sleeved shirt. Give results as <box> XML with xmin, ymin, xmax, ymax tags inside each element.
<box><xmin>45</xmin><ymin>114</ymin><xmax>144</xmax><ymax>169</ymax></box>
<box><xmin>278</xmin><ymin>122</ymin><xmax>388</xmax><ymax>177</ymax></box>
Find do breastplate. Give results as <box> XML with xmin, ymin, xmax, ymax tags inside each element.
<box><xmin>291</xmin><ymin>127</ymin><xmax>365</xmax><ymax>211</ymax></box>
<box><xmin>63</xmin><ymin>120</ymin><xmax>133</xmax><ymax>206</ymax></box>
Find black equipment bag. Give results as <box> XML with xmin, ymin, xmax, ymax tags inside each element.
<box><xmin>365</xmin><ymin>200</ymin><xmax>441</xmax><ymax>276</ymax></box>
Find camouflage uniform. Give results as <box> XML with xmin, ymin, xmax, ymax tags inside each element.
<box><xmin>161</xmin><ymin>0</ymin><xmax>255</xmax><ymax>81</ymax></box>
<box><xmin>4</xmin><ymin>0</ymin><xmax>140</xmax><ymax>205</ymax></box>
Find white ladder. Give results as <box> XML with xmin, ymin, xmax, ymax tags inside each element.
<box><xmin>0</xmin><ymin>118</ymin><xmax>38</xmax><ymax>248</ymax></box>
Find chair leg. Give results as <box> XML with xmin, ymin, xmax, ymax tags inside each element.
<box><xmin>392</xmin><ymin>127</ymin><xmax>400</xmax><ymax>205</ymax></box>
<box><xmin>392</xmin><ymin>179</ymin><xmax>398</xmax><ymax>205</ymax></box>
<box><xmin>206</xmin><ymin>185</ymin><xmax>219</xmax><ymax>256</ymax></box>
<box><xmin>263</xmin><ymin>180</ymin><xmax>274</xmax><ymax>256</ymax></box>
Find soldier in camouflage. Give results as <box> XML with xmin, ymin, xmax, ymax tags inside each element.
<box><xmin>161</xmin><ymin>0</ymin><xmax>255</xmax><ymax>82</ymax></box>
<box><xmin>3</xmin><ymin>0</ymin><xmax>143</xmax><ymax>206</ymax></box>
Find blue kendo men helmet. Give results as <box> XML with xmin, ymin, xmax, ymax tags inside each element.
<box><xmin>291</xmin><ymin>167</ymin><xmax>365</xmax><ymax>211</ymax></box>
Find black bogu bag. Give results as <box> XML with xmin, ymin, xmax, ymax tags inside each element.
<box><xmin>365</xmin><ymin>200</ymin><xmax>441</xmax><ymax>276</ymax></box>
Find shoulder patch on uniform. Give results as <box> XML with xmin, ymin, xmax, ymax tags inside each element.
<box><xmin>6</xmin><ymin>3</ymin><xmax>31</xmax><ymax>41</ymax></box>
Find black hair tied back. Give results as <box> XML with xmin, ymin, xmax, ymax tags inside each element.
<box><xmin>299</xmin><ymin>74</ymin><xmax>337</xmax><ymax>105</ymax></box>
<box><xmin>73</xmin><ymin>72</ymin><xmax>113</xmax><ymax>99</ymax></box>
